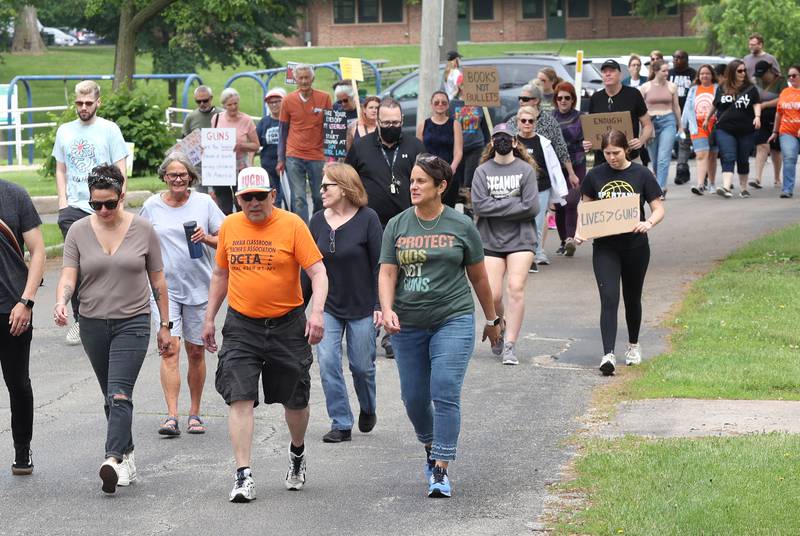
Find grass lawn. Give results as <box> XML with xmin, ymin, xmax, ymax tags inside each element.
<box><xmin>0</xmin><ymin>169</ymin><xmax>162</xmax><ymax>196</ymax></box>
<box><xmin>41</xmin><ymin>223</ymin><xmax>62</xmax><ymax>248</ymax></box>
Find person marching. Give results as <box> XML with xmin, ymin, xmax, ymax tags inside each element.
<box><xmin>472</xmin><ymin>123</ymin><xmax>540</xmax><ymax>366</ymax></box>
<box><xmin>768</xmin><ymin>64</ymin><xmax>800</xmax><ymax>198</ymax></box>
<box><xmin>417</xmin><ymin>91</ymin><xmax>463</xmax><ymax>207</ymax></box>
<box><xmin>576</xmin><ymin>131</ymin><xmax>665</xmax><ymax>376</ymax></box>
<box><xmin>140</xmin><ymin>153</ymin><xmax>225</xmax><ymax>436</ymax></box>
<box><xmin>379</xmin><ymin>154</ymin><xmax>500</xmax><ymax>498</ymax></box>
<box><xmin>683</xmin><ymin>65</ymin><xmax>720</xmax><ymax>195</ymax></box>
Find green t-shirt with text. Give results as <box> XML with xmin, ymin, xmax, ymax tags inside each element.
<box><xmin>380</xmin><ymin>206</ymin><xmax>484</xmax><ymax>328</ymax></box>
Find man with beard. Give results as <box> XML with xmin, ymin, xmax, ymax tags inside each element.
<box><xmin>182</xmin><ymin>85</ymin><xmax>222</xmax><ymax>194</ymax></box>
<box><xmin>52</xmin><ymin>80</ymin><xmax>129</xmax><ymax>346</ymax></box>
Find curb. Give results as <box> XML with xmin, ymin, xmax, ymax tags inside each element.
<box><xmin>32</xmin><ymin>190</ymin><xmax>154</xmax><ymax>215</ymax></box>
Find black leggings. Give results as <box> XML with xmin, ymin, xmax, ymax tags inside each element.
<box><xmin>0</xmin><ymin>315</ymin><xmax>33</xmax><ymax>448</ymax></box>
<box><xmin>592</xmin><ymin>243</ymin><xmax>650</xmax><ymax>355</ymax></box>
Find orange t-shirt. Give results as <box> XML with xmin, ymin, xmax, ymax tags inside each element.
<box><xmin>279</xmin><ymin>89</ymin><xmax>332</xmax><ymax>161</ymax></box>
<box><xmin>691</xmin><ymin>84</ymin><xmax>716</xmax><ymax>140</ymax></box>
<box><xmin>216</xmin><ymin>209</ymin><xmax>323</xmax><ymax>318</ymax></box>
<box><xmin>777</xmin><ymin>87</ymin><xmax>800</xmax><ymax>137</ymax></box>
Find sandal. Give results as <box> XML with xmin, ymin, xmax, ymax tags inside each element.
<box><xmin>187</xmin><ymin>415</ymin><xmax>206</xmax><ymax>435</ymax></box>
<box><xmin>158</xmin><ymin>416</ymin><xmax>181</xmax><ymax>436</ymax></box>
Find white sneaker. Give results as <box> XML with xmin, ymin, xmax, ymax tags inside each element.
<box><xmin>229</xmin><ymin>468</ymin><xmax>255</xmax><ymax>503</ymax></box>
<box><xmin>501</xmin><ymin>342</ymin><xmax>519</xmax><ymax>365</ymax></box>
<box><xmin>599</xmin><ymin>353</ymin><xmax>616</xmax><ymax>376</ymax></box>
<box><xmin>99</xmin><ymin>458</ymin><xmax>119</xmax><ymax>494</ymax></box>
<box><xmin>118</xmin><ymin>451</ymin><xmax>137</xmax><ymax>486</ymax></box>
<box><xmin>285</xmin><ymin>447</ymin><xmax>306</xmax><ymax>491</ymax></box>
<box><xmin>625</xmin><ymin>343</ymin><xmax>642</xmax><ymax>366</ymax></box>
<box><xmin>66</xmin><ymin>322</ymin><xmax>81</xmax><ymax>345</ymax></box>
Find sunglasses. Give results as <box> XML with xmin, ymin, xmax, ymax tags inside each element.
<box><xmin>320</xmin><ymin>182</ymin><xmax>338</xmax><ymax>192</ymax></box>
<box><xmin>195</xmin><ymin>98</ymin><xmax>211</xmax><ymax>104</ymax></box>
<box><xmin>607</xmin><ymin>96</ymin><xmax>615</xmax><ymax>112</ymax></box>
<box><xmin>75</xmin><ymin>100</ymin><xmax>96</xmax><ymax>108</ymax></box>
<box><xmin>518</xmin><ymin>96</ymin><xmax>536</xmax><ymax>102</ymax></box>
<box><xmin>416</xmin><ymin>153</ymin><xmax>440</xmax><ymax>164</ymax></box>
<box><xmin>432</xmin><ymin>100</ymin><xmax>448</xmax><ymax>105</ymax></box>
<box><xmin>329</xmin><ymin>229</ymin><xmax>336</xmax><ymax>254</ymax></box>
<box><xmin>789</xmin><ymin>73</ymin><xmax>800</xmax><ymax>79</ymax></box>
<box><xmin>336</xmin><ymin>99</ymin><xmax>350</xmax><ymax>105</ymax></box>
<box><xmin>518</xmin><ymin>118</ymin><xmax>535</xmax><ymax>124</ymax></box>
<box><xmin>736</xmin><ymin>69</ymin><xmax>747</xmax><ymax>73</ymax></box>
<box><xmin>556</xmin><ymin>95</ymin><xmax>572</xmax><ymax>101</ymax></box>
<box><xmin>89</xmin><ymin>199</ymin><xmax>120</xmax><ymax>211</ymax></box>
<box><xmin>239</xmin><ymin>191</ymin><xmax>269</xmax><ymax>202</ymax></box>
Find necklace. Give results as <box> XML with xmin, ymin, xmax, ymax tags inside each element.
<box><xmin>415</xmin><ymin>206</ymin><xmax>444</xmax><ymax>231</ymax></box>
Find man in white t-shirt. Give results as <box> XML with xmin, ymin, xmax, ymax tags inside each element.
<box><xmin>52</xmin><ymin>80</ymin><xmax>129</xmax><ymax>345</ymax></box>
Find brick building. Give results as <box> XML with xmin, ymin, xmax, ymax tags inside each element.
<box><xmin>289</xmin><ymin>0</ymin><xmax>696</xmax><ymax>47</ymax></box>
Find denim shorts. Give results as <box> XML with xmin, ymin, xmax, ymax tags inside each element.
<box><xmin>691</xmin><ymin>135</ymin><xmax>717</xmax><ymax>153</ymax></box>
<box><xmin>215</xmin><ymin>307</ymin><xmax>312</xmax><ymax>409</ymax></box>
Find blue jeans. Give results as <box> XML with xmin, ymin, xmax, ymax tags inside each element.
<box><xmin>390</xmin><ymin>314</ymin><xmax>475</xmax><ymax>461</ymax></box>
<box><xmin>317</xmin><ymin>313</ymin><xmax>377</xmax><ymax>430</ymax></box>
<box><xmin>716</xmin><ymin>128</ymin><xmax>755</xmax><ymax>175</ymax></box>
<box><xmin>533</xmin><ymin>187</ymin><xmax>551</xmax><ymax>258</ymax></box>
<box><xmin>779</xmin><ymin>134</ymin><xmax>800</xmax><ymax>194</ymax></box>
<box><xmin>647</xmin><ymin>114</ymin><xmax>677</xmax><ymax>189</ymax></box>
<box><xmin>285</xmin><ymin>157</ymin><xmax>324</xmax><ymax>223</ymax></box>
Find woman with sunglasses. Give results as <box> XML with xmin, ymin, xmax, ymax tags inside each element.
<box><xmin>472</xmin><ymin>124</ymin><xmax>539</xmax><ymax>366</ymax></box>
<box><xmin>416</xmin><ymin>91</ymin><xmax>464</xmax><ymax>207</ymax></box>
<box><xmin>683</xmin><ymin>64</ymin><xmax>720</xmax><ymax>195</ymax></box>
<box><xmin>347</xmin><ymin>96</ymin><xmax>380</xmax><ymax>150</ymax></box>
<box><xmin>333</xmin><ymin>83</ymin><xmax>359</xmax><ymax>126</ymax></box>
<box><xmin>703</xmin><ymin>60</ymin><xmax>762</xmax><ymax>198</ymax></box>
<box><xmin>55</xmin><ymin>165</ymin><xmax>171</xmax><ymax>494</ymax></box>
<box><xmin>552</xmin><ymin>82</ymin><xmax>586</xmax><ymax>256</ymax></box>
<box><xmin>140</xmin><ymin>153</ymin><xmax>225</xmax><ymax>437</ymax></box>
<box><xmin>768</xmin><ymin>64</ymin><xmax>800</xmax><ymax>198</ymax></box>
<box><xmin>380</xmin><ymin>153</ymin><xmax>500</xmax><ymax>498</ymax></box>
<box><xmin>305</xmin><ymin>163</ymin><xmax>382</xmax><ymax>443</ymax></box>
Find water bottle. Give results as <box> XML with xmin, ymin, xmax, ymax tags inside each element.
<box><xmin>183</xmin><ymin>221</ymin><xmax>204</xmax><ymax>259</ymax></box>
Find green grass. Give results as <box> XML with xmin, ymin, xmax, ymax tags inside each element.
<box><xmin>0</xmin><ymin>169</ymin><xmax>162</xmax><ymax>196</ymax></box>
<box><xmin>41</xmin><ymin>223</ymin><xmax>62</xmax><ymax>248</ymax></box>
<box><xmin>625</xmin><ymin>223</ymin><xmax>800</xmax><ymax>400</ymax></box>
<box><xmin>555</xmin><ymin>434</ymin><xmax>800</xmax><ymax>535</ymax></box>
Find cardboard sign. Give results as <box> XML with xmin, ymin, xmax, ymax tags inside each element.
<box><xmin>580</xmin><ymin>112</ymin><xmax>634</xmax><ymax>149</ymax></box>
<box><xmin>200</xmin><ymin>128</ymin><xmax>237</xmax><ymax>186</ymax></box>
<box><xmin>285</xmin><ymin>62</ymin><xmax>299</xmax><ymax>85</ymax></box>
<box><xmin>339</xmin><ymin>57</ymin><xmax>364</xmax><ymax>82</ymax></box>
<box><xmin>323</xmin><ymin>109</ymin><xmax>349</xmax><ymax>158</ymax></box>
<box><xmin>576</xmin><ymin>194</ymin><xmax>641</xmax><ymax>239</ymax></box>
<box><xmin>166</xmin><ymin>129</ymin><xmax>203</xmax><ymax>166</ymax></box>
<box><xmin>460</xmin><ymin>67</ymin><xmax>500</xmax><ymax>107</ymax></box>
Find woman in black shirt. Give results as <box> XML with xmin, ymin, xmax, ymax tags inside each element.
<box><xmin>577</xmin><ymin>130</ymin><xmax>665</xmax><ymax>376</ymax></box>
<box><xmin>704</xmin><ymin>60</ymin><xmax>762</xmax><ymax>198</ymax></box>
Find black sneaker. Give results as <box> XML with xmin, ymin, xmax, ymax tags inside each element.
<box><xmin>739</xmin><ymin>190</ymin><xmax>751</xmax><ymax>198</ymax></box>
<box><xmin>691</xmin><ymin>186</ymin><xmax>704</xmax><ymax>196</ymax></box>
<box><xmin>380</xmin><ymin>334</ymin><xmax>395</xmax><ymax>359</ymax></box>
<box><xmin>528</xmin><ymin>261</ymin><xmax>538</xmax><ymax>273</ymax></box>
<box><xmin>358</xmin><ymin>410</ymin><xmax>377</xmax><ymax>433</ymax></box>
<box><xmin>322</xmin><ymin>429</ymin><xmax>351</xmax><ymax>443</ymax></box>
<box><xmin>12</xmin><ymin>446</ymin><xmax>33</xmax><ymax>476</ymax></box>
<box><xmin>556</xmin><ymin>242</ymin><xmax>566</xmax><ymax>255</ymax></box>
<box><xmin>748</xmin><ymin>180</ymin><xmax>763</xmax><ymax>189</ymax></box>
<box><xmin>780</xmin><ymin>192</ymin><xmax>793</xmax><ymax>198</ymax></box>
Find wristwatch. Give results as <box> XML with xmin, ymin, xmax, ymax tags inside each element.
<box><xmin>160</xmin><ymin>321</ymin><xmax>173</xmax><ymax>329</ymax></box>
<box><xmin>18</xmin><ymin>298</ymin><xmax>34</xmax><ymax>309</ymax></box>
<box><xmin>486</xmin><ymin>316</ymin><xmax>502</xmax><ymax>327</ymax></box>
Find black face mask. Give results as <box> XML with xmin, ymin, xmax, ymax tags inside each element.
<box><xmin>493</xmin><ymin>136</ymin><xmax>513</xmax><ymax>155</ymax></box>
<box><xmin>380</xmin><ymin>125</ymin><xmax>402</xmax><ymax>144</ymax></box>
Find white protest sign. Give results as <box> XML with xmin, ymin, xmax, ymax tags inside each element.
<box><xmin>200</xmin><ymin>128</ymin><xmax>237</xmax><ymax>186</ymax></box>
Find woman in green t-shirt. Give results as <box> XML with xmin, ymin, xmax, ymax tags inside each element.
<box><xmin>379</xmin><ymin>154</ymin><xmax>501</xmax><ymax>499</ymax></box>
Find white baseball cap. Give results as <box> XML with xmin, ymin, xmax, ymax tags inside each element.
<box><xmin>265</xmin><ymin>87</ymin><xmax>287</xmax><ymax>101</ymax></box>
<box><xmin>237</xmin><ymin>167</ymin><xmax>274</xmax><ymax>195</ymax></box>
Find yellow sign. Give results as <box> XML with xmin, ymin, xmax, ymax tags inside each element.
<box><xmin>339</xmin><ymin>57</ymin><xmax>364</xmax><ymax>82</ymax></box>
<box><xmin>576</xmin><ymin>50</ymin><xmax>584</xmax><ymax>74</ymax></box>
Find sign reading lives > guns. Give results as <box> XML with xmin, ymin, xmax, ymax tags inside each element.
<box><xmin>201</xmin><ymin>128</ymin><xmax>237</xmax><ymax>186</ymax></box>
<box><xmin>576</xmin><ymin>194</ymin><xmax>640</xmax><ymax>239</ymax></box>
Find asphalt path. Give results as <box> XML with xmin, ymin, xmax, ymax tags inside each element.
<box><xmin>1</xmin><ymin>165</ymin><xmax>797</xmax><ymax>535</ymax></box>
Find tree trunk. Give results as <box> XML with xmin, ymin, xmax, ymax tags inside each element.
<box><xmin>113</xmin><ymin>1</ymin><xmax>137</xmax><ymax>90</ymax></box>
<box><xmin>11</xmin><ymin>5</ymin><xmax>46</xmax><ymax>54</ymax></box>
<box><xmin>439</xmin><ymin>0</ymin><xmax>458</xmax><ymax>62</ymax></box>
<box><xmin>418</xmin><ymin>0</ymin><xmax>443</xmax><ymax>129</ymax></box>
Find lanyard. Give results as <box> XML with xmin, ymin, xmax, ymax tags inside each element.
<box><xmin>380</xmin><ymin>145</ymin><xmax>401</xmax><ymax>194</ymax></box>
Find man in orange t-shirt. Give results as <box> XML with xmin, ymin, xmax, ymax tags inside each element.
<box><xmin>202</xmin><ymin>166</ymin><xmax>327</xmax><ymax>502</ymax></box>
<box><xmin>276</xmin><ymin>64</ymin><xmax>332</xmax><ymax>223</ymax></box>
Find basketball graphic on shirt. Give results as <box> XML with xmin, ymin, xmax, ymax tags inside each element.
<box><xmin>599</xmin><ymin>180</ymin><xmax>635</xmax><ymax>199</ymax></box>
<box><xmin>68</xmin><ymin>138</ymin><xmax>97</xmax><ymax>175</ymax></box>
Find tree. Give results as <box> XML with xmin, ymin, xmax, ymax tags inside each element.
<box><xmin>10</xmin><ymin>4</ymin><xmax>46</xmax><ymax>54</ymax></box>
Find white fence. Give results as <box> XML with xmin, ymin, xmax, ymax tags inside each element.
<box><xmin>0</xmin><ymin>105</ymin><xmax>67</xmax><ymax>166</ymax></box>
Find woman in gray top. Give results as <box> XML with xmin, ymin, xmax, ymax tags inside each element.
<box><xmin>54</xmin><ymin>165</ymin><xmax>171</xmax><ymax>495</ymax></box>
<box><xmin>471</xmin><ymin>123</ymin><xmax>539</xmax><ymax>366</ymax></box>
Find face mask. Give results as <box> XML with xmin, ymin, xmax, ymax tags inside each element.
<box><xmin>380</xmin><ymin>125</ymin><xmax>402</xmax><ymax>144</ymax></box>
<box><xmin>493</xmin><ymin>136</ymin><xmax>513</xmax><ymax>155</ymax></box>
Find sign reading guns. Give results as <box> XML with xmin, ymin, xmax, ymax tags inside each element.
<box><xmin>580</xmin><ymin>112</ymin><xmax>633</xmax><ymax>150</ymax></box>
<box><xmin>576</xmin><ymin>194</ymin><xmax>640</xmax><ymax>239</ymax></box>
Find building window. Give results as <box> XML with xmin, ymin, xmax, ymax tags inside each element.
<box><xmin>521</xmin><ymin>0</ymin><xmax>544</xmax><ymax>19</ymax></box>
<box><xmin>473</xmin><ymin>0</ymin><xmax>494</xmax><ymax>20</ymax></box>
<box><xmin>611</xmin><ymin>0</ymin><xmax>632</xmax><ymax>16</ymax></box>
<box><xmin>333</xmin><ymin>0</ymin><xmax>404</xmax><ymax>23</ymax></box>
<box><xmin>568</xmin><ymin>0</ymin><xmax>589</xmax><ymax>17</ymax></box>
<box><xmin>660</xmin><ymin>0</ymin><xmax>678</xmax><ymax>15</ymax></box>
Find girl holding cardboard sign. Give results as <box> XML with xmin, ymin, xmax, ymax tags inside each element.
<box><xmin>575</xmin><ymin>130</ymin><xmax>665</xmax><ymax>377</ymax></box>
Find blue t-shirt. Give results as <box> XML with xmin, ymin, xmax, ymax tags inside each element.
<box><xmin>52</xmin><ymin>117</ymin><xmax>129</xmax><ymax>213</ymax></box>
<box><xmin>256</xmin><ymin>115</ymin><xmax>280</xmax><ymax>169</ymax></box>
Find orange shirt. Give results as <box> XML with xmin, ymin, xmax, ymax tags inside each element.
<box><xmin>279</xmin><ymin>89</ymin><xmax>332</xmax><ymax>161</ymax></box>
<box><xmin>777</xmin><ymin>87</ymin><xmax>800</xmax><ymax>137</ymax></box>
<box><xmin>216</xmin><ymin>209</ymin><xmax>323</xmax><ymax>318</ymax></box>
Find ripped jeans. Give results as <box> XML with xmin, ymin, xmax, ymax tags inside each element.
<box><xmin>80</xmin><ymin>314</ymin><xmax>150</xmax><ymax>461</ymax></box>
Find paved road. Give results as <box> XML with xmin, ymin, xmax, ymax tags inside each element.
<box><xmin>1</xmin><ymin>166</ymin><xmax>797</xmax><ymax>536</ymax></box>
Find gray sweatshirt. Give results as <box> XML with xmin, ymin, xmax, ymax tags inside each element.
<box><xmin>471</xmin><ymin>157</ymin><xmax>540</xmax><ymax>253</ymax></box>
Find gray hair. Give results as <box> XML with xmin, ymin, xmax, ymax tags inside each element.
<box><xmin>294</xmin><ymin>63</ymin><xmax>315</xmax><ymax>78</ymax></box>
<box><xmin>75</xmin><ymin>80</ymin><xmax>100</xmax><ymax>99</ymax></box>
<box><xmin>194</xmin><ymin>85</ymin><xmax>213</xmax><ymax>97</ymax></box>
<box><xmin>220</xmin><ymin>87</ymin><xmax>240</xmax><ymax>105</ymax></box>
<box><xmin>520</xmin><ymin>84</ymin><xmax>543</xmax><ymax>101</ymax></box>
<box><xmin>334</xmin><ymin>84</ymin><xmax>355</xmax><ymax>98</ymax></box>
<box><xmin>158</xmin><ymin>152</ymin><xmax>200</xmax><ymax>186</ymax></box>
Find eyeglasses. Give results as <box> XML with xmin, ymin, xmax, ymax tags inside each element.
<box><xmin>556</xmin><ymin>95</ymin><xmax>572</xmax><ymax>101</ymax></box>
<box><xmin>239</xmin><ymin>191</ymin><xmax>269</xmax><ymax>202</ymax></box>
<box><xmin>518</xmin><ymin>118</ymin><xmax>535</xmax><ymax>124</ymax></box>
<box><xmin>75</xmin><ymin>100</ymin><xmax>96</xmax><ymax>108</ymax></box>
<box><xmin>165</xmin><ymin>172</ymin><xmax>189</xmax><ymax>181</ymax></box>
<box><xmin>329</xmin><ymin>229</ymin><xmax>336</xmax><ymax>254</ymax></box>
<box><xmin>518</xmin><ymin>96</ymin><xmax>536</xmax><ymax>102</ymax></box>
<box><xmin>379</xmin><ymin>120</ymin><xmax>402</xmax><ymax>128</ymax></box>
<box><xmin>195</xmin><ymin>98</ymin><xmax>210</xmax><ymax>104</ymax></box>
<box><xmin>320</xmin><ymin>182</ymin><xmax>338</xmax><ymax>192</ymax></box>
<box><xmin>789</xmin><ymin>73</ymin><xmax>800</xmax><ymax>79</ymax></box>
<box><xmin>607</xmin><ymin>96</ymin><xmax>615</xmax><ymax>112</ymax></box>
<box><xmin>89</xmin><ymin>199</ymin><xmax>120</xmax><ymax>211</ymax></box>
<box><xmin>432</xmin><ymin>100</ymin><xmax>448</xmax><ymax>105</ymax></box>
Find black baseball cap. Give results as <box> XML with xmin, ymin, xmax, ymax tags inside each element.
<box><xmin>446</xmin><ymin>50</ymin><xmax>463</xmax><ymax>61</ymax></box>
<box><xmin>600</xmin><ymin>59</ymin><xmax>622</xmax><ymax>71</ymax></box>
<box><xmin>754</xmin><ymin>60</ymin><xmax>773</xmax><ymax>77</ymax></box>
